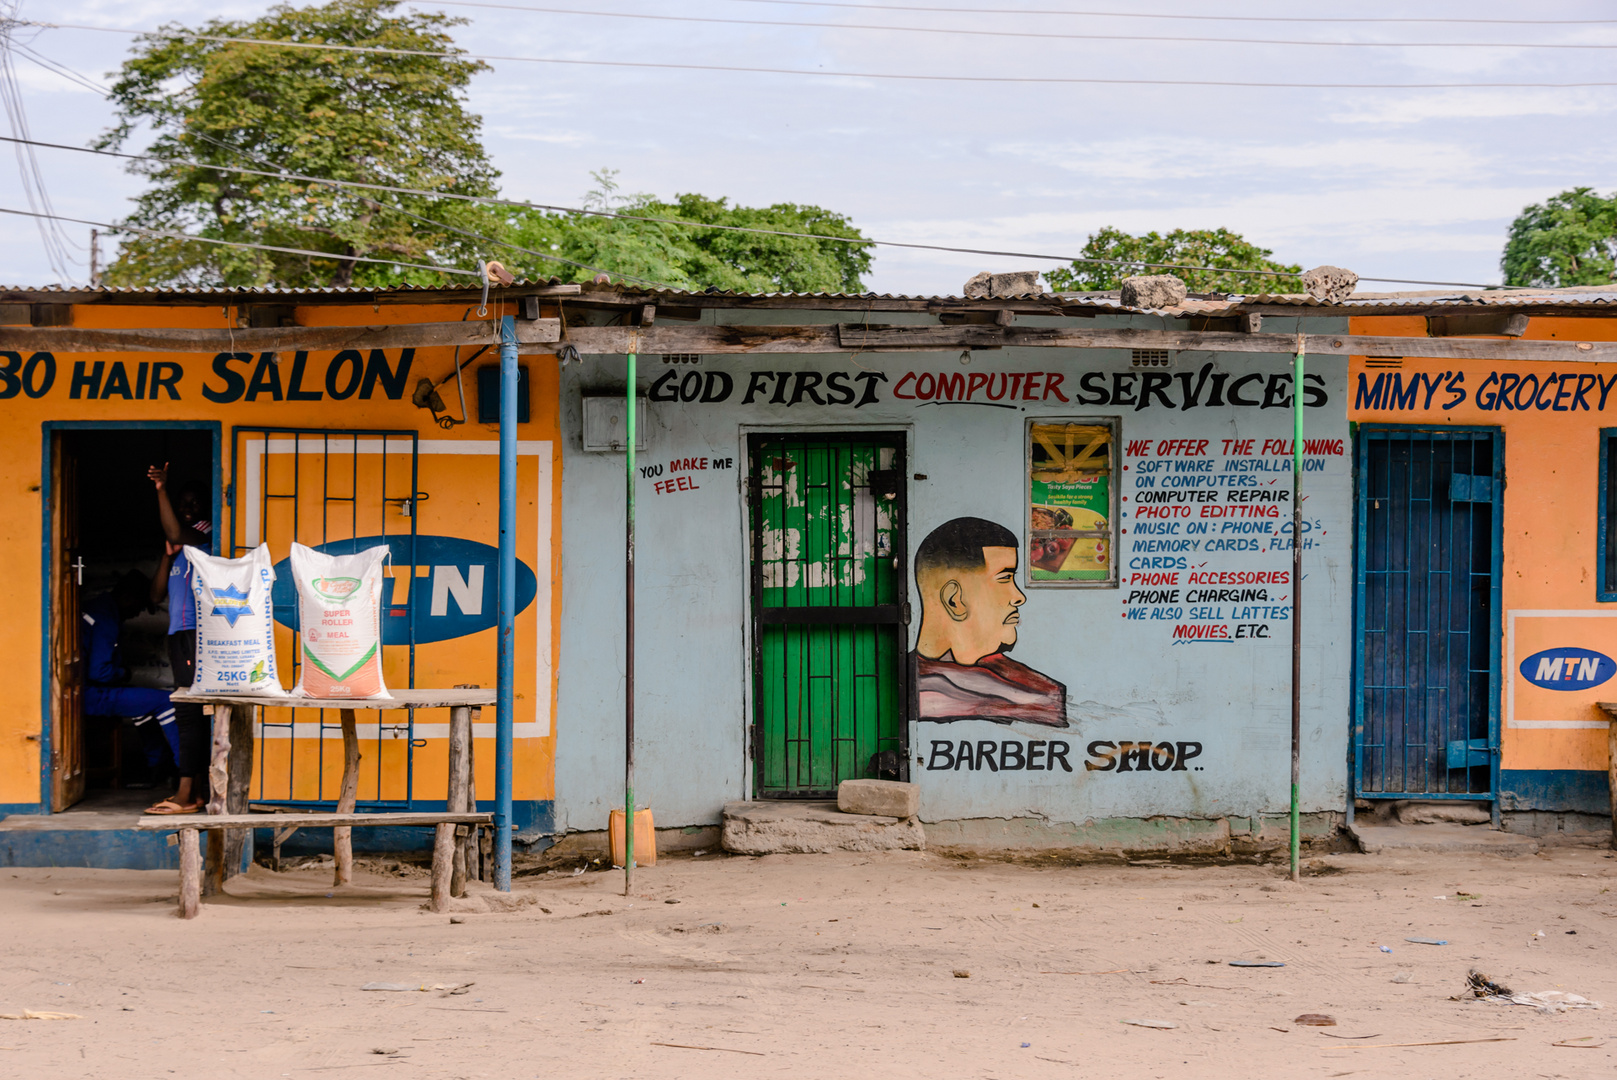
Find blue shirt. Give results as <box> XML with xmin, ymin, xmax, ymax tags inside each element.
<box><xmin>167</xmin><ymin>523</ymin><xmax>214</xmax><ymax>635</ymax></box>
<box><xmin>83</xmin><ymin>592</ymin><xmax>126</xmax><ymax>686</ymax></box>
<box><xmin>167</xmin><ymin>548</ymin><xmax>194</xmax><ymax>634</ymax></box>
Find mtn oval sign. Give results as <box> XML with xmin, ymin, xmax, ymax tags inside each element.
<box><xmin>1518</xmin><ymin>646</ymin><xmax>1616</xmax><ymax>692</ymax></box>
<box><xmin>272</xmin><ymin>535</ymin><xmax>538</xmax><ymax>645</ymax></box>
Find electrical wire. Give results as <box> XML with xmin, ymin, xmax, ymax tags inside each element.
<box><xmin>22</xmin><ymin>21</ymin><xmax>1617</xmax><ymax>89</ymax></box>
<box><xmin>720</xmin><ymin>0</ymin><xmax>1617</xmax><ymax>26</ymax></box>
<box><xmin>174</xmin><ymin>125</ymin><xmax>689</xmax><ymax>289</ymax></box>
<box><xmin>0</xmin><ymin>44</ymin><xmax>682</xmax><ymax>290</ymax></box>
<box><xmin>0</xmin><ymin>135</ymin><xmax>1504</xmax><ymax>289</ymax></box>
<box><xmin>0</xmin><ymin>205</ymin><xmax>482</xmax><ymax>277</ymax></box>
<box><xmin>0</xmin><ymin>8</ymin><xmax>79</xmax><ymax>279</ymax></box>
<box><xmin>9</xmin><ymin>37</ymin><xmax>111</xmax><ymax>95</ymax></box>
<box><xmin>414</xmin><ymin>0</ymin><xmax>1617</xmax><ymax>50</ymax></box>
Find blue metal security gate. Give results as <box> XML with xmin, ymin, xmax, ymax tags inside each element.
<box><xmin>1353</xmin><ymin>426</ymin><xmax>1503</xmax><ymax>804</ymax></box>
<box><xmin>230</xmin><ymin>427</ymin><xmax>421</xmax><ymax>810</ymax></box>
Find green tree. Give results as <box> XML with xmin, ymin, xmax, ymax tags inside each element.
<box><xmin>97</xmin><ymin>0</ymin><xmax>500</xmax><ymax>288</ymax></box>
<box><xmin>1043</xmin><ymin>226</ymin><xmax>1303</xmax><ymax>294</ymax></box>
<box><xmin>503</xmin><ymin>170</ymin><xmax>874</xmax><ymax>292</ymax></box>
<box><xmin>1502</xmin><ymin>187</ymin><xmax>1617</xmax><ymax>287</ymax></box>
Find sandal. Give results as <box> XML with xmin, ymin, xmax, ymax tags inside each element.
<box><xmin>146</xmin><ymin>799</ymin><xmax>201</xmax><ymax>815</ymax></box>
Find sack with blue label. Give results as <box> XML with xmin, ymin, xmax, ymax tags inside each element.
<box><xmin>185</xmin><ymin>543</ymin><xmax>286</xmax><ymax>695</ymax></box>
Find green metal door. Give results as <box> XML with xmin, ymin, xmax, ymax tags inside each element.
<box><xmin>749</xmin><ymin>433</ymin><xmax>907</xmax><ymax>798</ymax></box>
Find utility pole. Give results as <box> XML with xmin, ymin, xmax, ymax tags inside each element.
<box><xmin>89</xmin><ymin>229</ymin><xmax>100</xmax><ymax>287</ymax></box>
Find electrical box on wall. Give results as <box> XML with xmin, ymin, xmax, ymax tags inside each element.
<box><xmin>477</xmin><ymin>365</ymin><xmax>530</xmax><ymax>424</ymax></box>
<box><xmin>582</xmin><ymin>395</ymin><xmax>648</xmax><ymax>452</ymax></box>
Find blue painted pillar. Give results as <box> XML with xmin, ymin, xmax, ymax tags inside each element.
<box><xmin>495</xmin><ymin>315</ymin><xmax>518</xmax><ymax>890</ymax></box>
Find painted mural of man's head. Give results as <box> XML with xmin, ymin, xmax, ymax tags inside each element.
<box><xmin>914</xmin><ymin>517</ymin><xmax>1026</xmax><ymax>665</ymax></box>
<box><xmin>912</xmin><ymin>516</ymin><xmax>1067</xmax><ymax>726</ymax></box>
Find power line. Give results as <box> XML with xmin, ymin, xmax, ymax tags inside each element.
<box><xmin>0</xmin><ymin>44</ymin><xmax>687</xmax><ymax>290</ymax></box>
<box><xmin>721</xmin><ymin>0</ymin><xmax>1617</xmax><ymax>26</ymax></box>
<box><xmin>0</xmin><ymin>8</ymin><xmax>79</xmax><ymax>279</ymax></box>
<box><xmin>0</xmin><ymin>206</ymin><xmax>481</xmax><ymax>278</ymax></box>
<box><xmin>2</xmin><ymin>135</ymin><xmax>1504</xmax><ymax>289</ymax></box>
<box><xmin>23</xmin><ymin>21</ymin><xmax>1617</xmax><ymax>90</ymax></box>
<box><xmin>172</xmin><ymin>124</ymin><xmax>689</xmax><ymax>290</ymax></box>
<box><xmin>10</xmin><ymin>37</ymin><xmax>110</xmax><ymax>95</ymax></box>
<box><xmin>415</xmin><ymin>0</ymin><xmax>1617</xmax><ymax>50</ymax></box>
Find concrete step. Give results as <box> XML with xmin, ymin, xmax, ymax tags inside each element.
<box><xmin>721</xmin><ymin>800</ymin><xmax>924</xmax><ymax>855</ymax></box>
<box><xmin>1349</xmin><ymin>822</ymin><xmax>1540</xmax><ymax>856</ymax></box>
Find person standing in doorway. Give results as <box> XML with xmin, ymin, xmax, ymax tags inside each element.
<box><xmin>144</xmin><ymin>463</ymin><xmax>213</xmax><ymax>815</ymax></box>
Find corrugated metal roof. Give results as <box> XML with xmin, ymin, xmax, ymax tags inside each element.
<box><xmin>5</xmin><ymin>279</ymin><xmax>1617</xmax><ymax>317</ymax></box>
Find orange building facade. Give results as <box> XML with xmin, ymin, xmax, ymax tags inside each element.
<box><xmin>1349</xmin><ymin>310</ymin><xmax>1617</xmax><ymax>818</ymax></box>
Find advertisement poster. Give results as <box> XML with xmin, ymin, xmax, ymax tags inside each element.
<box><xmin>1028</xmin><ymin>421</ymin><xmax>1114</xmax><ymax>584</ymax></box>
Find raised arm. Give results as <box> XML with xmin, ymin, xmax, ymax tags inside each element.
<box><xmin>148</xmin><ymin>462</ymin><xmax>183</xmax><ymax>544</ymax></box>
<box><xmin>150</xmin><ymin>542</ymin><xmax>176</xmax><ymax>608</ymax></box>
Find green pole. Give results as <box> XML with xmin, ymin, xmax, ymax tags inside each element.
<box><xmin>1290</xmin><ymin>339</ymin><xmax>1304</xmax><ymax>884</ymax></box>
<box><xmin>625</xmin><ymin>349</ymin><xmax>637</xmax><ymax>897</ymax></box>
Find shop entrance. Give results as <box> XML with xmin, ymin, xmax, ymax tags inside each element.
<box><xmin>44</xmin><ymin>423</ymin><xmax>219</xmax><ymax>812</ymax></box>
<box><xmin>1352</xmin><ymin>426</ymin><xmax>1503</xmax><ymax>803</ymax></box>
<box><xmin>748</xmin><ymin>433</ymin><xmax>908</xmax><ymax>798</ymax></box>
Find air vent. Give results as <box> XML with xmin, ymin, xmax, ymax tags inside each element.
<box><xmin>661</xmin><ymin>353</ymin><xmax>702</xmax><ymax>365</ymax></box>
<box><xmin>1131</xmin><ymin>349</ymin><xmax>1173</xmax><ymax>369</ymax></box>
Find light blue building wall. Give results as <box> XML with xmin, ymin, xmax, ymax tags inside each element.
<box><xmin>554</xmin><ymin>308</ymin><xmax>1352</xmax><ymax>839</ymax></box>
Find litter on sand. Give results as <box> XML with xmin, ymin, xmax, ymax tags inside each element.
<box><xmin>1229</xmin><ymin>961</ymin><xmax>1285</xmax><ymax>968</ymax></box>
<box><xmin>1343</xmin><ymin>1037</ymin><xmax>1516</xmax><ymax>1049</ymax></box>
<box><xmin>1503</xmin><ymin>991</ymin><xmax>1602</xmax><ymax>1012</ymax></box>
<box><xmin>1293</xmin><ymin>1014</ymin><xmax>1337</xmax><ymax>1026</ymax></box>
<box><xmin>651</xmin><ymin>1042</ymin><xmax>764</xmax><ymax>1056</ymax></box>
<box><xmin>1121</xmin><ymin>1019</ymin><xmax>1178</xmax><ymax>1029</ymax></box>
<box><xmin>0</xmin><ymin>1011</ymin><xmax>80</xmax><ymax>1020</ymax></box>
<box><xmin>1405</xmin><ymin>937</ymin><xmax>1448</xmax><ymax>946</ymax></box>
<box><xmin>1453</xmin><ymin>970</ymin><xmax>1602</xmax><ymax>1011</ymax></box>
<box><xmin>1377</xmin><ymin>946</ymin><xmax>1393</xmax><ymax>953</ymax></box>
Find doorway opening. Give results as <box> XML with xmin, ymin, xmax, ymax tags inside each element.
<box><xmin>1352</xmin><ymin>426</ymin><xmax>1503</xmax><ymax>807</ymax></box>
<box><xmin>748</xmin><ymin>432</ymin><xmax>908</xmax><ymax>798</ymax></box>
<box><xmin>45</xmin><ymin>424</ymin><xmax>218</xmax><ymax>813</ymax></box>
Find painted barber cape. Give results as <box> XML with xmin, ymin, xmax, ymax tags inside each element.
<box><xmin>914</xmin><ymin>650</ymin><xmax>1067</xmax><ymax>727</ymax></box>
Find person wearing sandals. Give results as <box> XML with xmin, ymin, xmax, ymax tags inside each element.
<box><xmin>145</xmin><ymin>464</ymin><xmax>213</xmax><ymax>816</ymax></box>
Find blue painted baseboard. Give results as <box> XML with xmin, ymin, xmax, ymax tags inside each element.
<box><xmin>1499</xmin><ymin>769</ymin><xmax>1611</xmax><ymax>814</ymax></box>
<box><xmin>263</xmin><ymin>799</ymin><xmax>554</xmax><ymax>856</ymax></box>
<box><xmin>0</xmin><ymin>830</ymin><xmax>253</xmax><ymax>871</ymax></box>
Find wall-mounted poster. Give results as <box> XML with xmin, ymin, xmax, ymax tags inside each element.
<box><xmin>1027</xmin><ymin>420</ymin><xmax>1117</xmax><ymax>586</ymax></box>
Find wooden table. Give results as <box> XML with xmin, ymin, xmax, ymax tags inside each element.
<box><xmin>166</xmin><ymin>688</ymin><xmax>497</xmax><ymax>915</ymax></box>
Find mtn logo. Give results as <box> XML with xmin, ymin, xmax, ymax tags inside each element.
<box><xmin>1519</xmin><ymin>647</ymin><xmax>1615</xmax><ymax>692</ymax></box>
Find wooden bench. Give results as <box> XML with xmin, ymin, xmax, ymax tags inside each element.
<box><xmin>137</xmin><ymin>811</ymin><xmax>493</xmax><ymax>919</ymax></box>
<box><xmin>163</xmin><ymin>687</ymin><xmax>497</xmax><ymax>917</ymax></box>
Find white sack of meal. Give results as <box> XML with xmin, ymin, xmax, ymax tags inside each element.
<box><xmin>289</xmin><ymin>542</ymin><xmax>390</xmax><ymax>699</ymax></box>
<box><xmin>185</xmin><ymin>543</ymin><xmax>286</xmax><ymax>695</ymax></box>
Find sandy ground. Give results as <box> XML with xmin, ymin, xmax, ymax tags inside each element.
<box><xmin>1</xmin><ymin>843</ymin><xmax>1615</xmax><ymax>1079</ymax></box>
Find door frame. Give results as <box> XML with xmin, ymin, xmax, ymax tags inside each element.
<box><xmin>1350</xmin><ymin>423</ymin><xmax>1504</xmax><ymax>805</ymax></box>
<box><xmin>740</xmin><ymin>424</ymin><xmax>912</xmax><ymax>800</ymax></box>
<box><xmin>38</xmin><ymin>420</ymin><xmax>223</xmax><ymax>812</ymax></box>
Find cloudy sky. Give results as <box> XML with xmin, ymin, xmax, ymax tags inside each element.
<box><xmin>4</xmin><ymin>0</ymin><xmax>1615</xmax><ymax>294</ymax></box>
